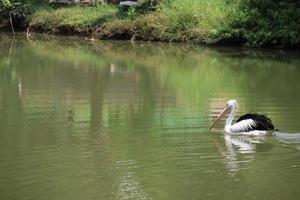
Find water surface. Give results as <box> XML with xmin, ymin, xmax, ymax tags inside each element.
<box><xmin>1</xmin><ymin>33</ymin><xmax>300</xmax><ymax>200</ymax></box>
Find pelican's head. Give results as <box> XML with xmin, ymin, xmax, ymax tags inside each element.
<box><xmin>209</xmin><ymin>99</ymin><xmax>238</xmax><ymax>131</ymax></box>
<box><xmin>226</xmin><ymin>99</ymin><xmax>238</xmax><ymax>110</ymax></box>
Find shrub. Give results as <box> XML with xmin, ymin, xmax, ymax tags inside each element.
<box><xmin>228</xmin><ymin>0</ymin><xmax>300</xmax><ymax>47</ymax></box>
<box><xmin>26</xmin><ymin>0</ymin><xmax>300</xmax><ymax>47</ymax></box>
<box><xmin>0</xmin><ymin>0</ymin><xmax>31</xmax><ymax>27</ymax></box>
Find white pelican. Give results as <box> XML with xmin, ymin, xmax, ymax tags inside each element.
<box><xmin>209</xmin><ymin>99</ymin><xmax>275</xmax><ymax>135</ymax></box>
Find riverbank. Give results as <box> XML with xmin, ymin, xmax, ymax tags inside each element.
<box><xmin>3</xmin><ymin>0</ymin><xmax>300</xmax><ymax>48</ymax></box>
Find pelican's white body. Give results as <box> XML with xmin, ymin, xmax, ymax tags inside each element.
<box><xmin>223</xmin><ymin>100</ymin><xmax>267</xmax><ymax>136</ymax></box>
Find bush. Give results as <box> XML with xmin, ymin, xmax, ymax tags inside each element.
<box><xmin>225</xmin><ymin>0</ymin><xmax>300</xmax><ymax>47</ymax></box>
<box><xmin>0</xmin><ymin>0</ymin><xmax>31</xmax><ymax>27</ymax></box>
<box><xmin>138</xmin><ymin>0</ymin><xmax>160</xmax><ymax>12</ymax></box>
<box><xmin>26</xmin><ymin>0</ymin><xmax>300</xmax><ymax>48</ymax></box>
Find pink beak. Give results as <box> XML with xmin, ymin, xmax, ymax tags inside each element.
<box><xmin>209</xmin><ymin>107</ymin><xmax>230</xmax><ymax>131</ymax></box>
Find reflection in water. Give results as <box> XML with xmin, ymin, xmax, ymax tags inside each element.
<box><xmin>273</xmin><ymin>132</ymin><xmax>300</xmax><ymax>144</ymax></box>
<box><xmin>1</xmin><ymin>33</ymin><xmax>300</xmax><ymax>200</ymax></box>
<box><xmin>226</xmin><ymin>135</ymin><xmax>258</xmax><ymax>153</ymax></box>
<box><xmin>224</xmin><ymin>134</ymin><xmax>254</xmax><ymax>174</ymax></box>
<box><xmin>213</xmin><ymin>134</ymin><xmax>260</xmax><ymax>175</ymax></box>
<box><xmin>116</xmin><ymin>160</ymin><xmax>151</xmax><ymax>200</ymax></box>
<box><xmin>216</xmin><ymin>130</ymin><xmax>300</xmax><ymax>176</ymax></box>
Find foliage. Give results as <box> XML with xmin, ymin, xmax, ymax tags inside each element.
<box><xmin>0</xmin><ymin>0</ymin><xmax>31</xmax><ymax>27</ymax></box>
<box><xmin>0</xmin><ymin>0</ymin><xmax>11</xmax><ymax>7</ymax></box>
<box><xmin>157</xmin><ymin>0</ymin><xmax>300</xmax><ymax>47</ymax></box>
<box><xmin>126</xmin><ymin>7</ymin><xmax>138</xmax><ymax>19</ymax></box>
<box><xmin>235</xmin><ymin>0</ymin><xmax>300</xmax><ymax>47</ymax></box>
<box><xmin>0</xmin><ymin>0</ymin><xmax>12</xmax><ymax>20</ymax></box>
<box><xmin>138</xmin><ymin>0</ymin><xmax>160</xmax><ymax>12</ymax></box>
<box><xmin>30</xmin><ymin>5</ymin><xmax>117</xmax><ymax>32</ymax></box>
<box><xmin>4</xmin><ymin>0</ymin><xmax>300</xmax><ymax>48</ymax></box>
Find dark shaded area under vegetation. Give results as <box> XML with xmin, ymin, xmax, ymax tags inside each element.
<box><xmin>1</xmin><ymin>0</ymin><xmax>300</xmax><ymax>48</ymax></box>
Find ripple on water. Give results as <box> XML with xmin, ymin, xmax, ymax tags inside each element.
<box><xmin>1</xmin><ymin>35</ymin><xmax>300</xmax><ymax>200</ymax></box>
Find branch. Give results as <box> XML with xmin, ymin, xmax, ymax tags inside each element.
<box><xmin>8</xmin><ymin>12</ymin><xmax>15</xmax><ymax>36</ymax></box>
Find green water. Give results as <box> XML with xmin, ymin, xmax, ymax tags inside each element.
<box><xmin>1</xmin><ymin>33</ymin><xmax>300</xmax><ymax>200</ymax></box>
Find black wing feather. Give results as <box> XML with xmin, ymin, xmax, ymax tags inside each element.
<box><xmin>236</xmin><ymin>113</ymin><xmax>275</xmax><ymax>131</ymax></box>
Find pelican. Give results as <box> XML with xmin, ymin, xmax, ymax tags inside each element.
<box><xmin>209</xmin><ymin>99</ymin><xmax>276</xmax><ymax>135</ymax></box>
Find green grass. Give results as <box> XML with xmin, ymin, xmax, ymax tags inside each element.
<box><xmin>158</xmin><ymin>0</ymin><xmax>243</xmax><ymax>43</ymax></box>
<box><xmin>30</xmin><ymin>5</ymin><xmax>118</xmax><ymax>32</ymax></box>
<box><xmin>28</xmin><ymin>0</ymin><xmax>300</xmax><ymax>48</ymax></box>
<box><xmin>95</xmin><ymin>0</ymin><xmax>240</xmax><ymax>43</ymax></box>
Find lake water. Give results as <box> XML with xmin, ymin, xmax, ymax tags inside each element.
<box><xmin>1</xmin><ymin>33</ymin><xmax>300</xmax><ymax>200</ymax></box>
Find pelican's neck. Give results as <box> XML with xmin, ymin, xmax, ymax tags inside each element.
<box><xmin>225</xmin><ymin>107</ymin><xmax>236</xmax><ymax>127</ymax></box>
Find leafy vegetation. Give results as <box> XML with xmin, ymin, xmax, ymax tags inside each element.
<box><xmin>2</xmin><ymin>0</ymin><xmax>300</xmax><ymax>48</ymax></box>
<box><xmin>234</xmin><ymin>0</ymin><xmax>300</xmax><ymax>47</ymax></box>
<box><xmin>0</xmin><ymin>0</ymin><xmax>37</xmax><ymax>29</ymax></box>
<box><xmin>30</xmin><ymin>5</ymin><xmax>117</xmax><ymax>33</ymax></box>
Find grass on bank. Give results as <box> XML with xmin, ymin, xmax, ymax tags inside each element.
<box><xmin>30</xmin><ymin>5</ymin><xmax>118</xmax><ymax>32</ymax></box>
<box><xmin>29</xmin><ymin>0</ymin><xmax>300</xmax><ymax>48</ymax></box>
<box><xmin>30</xmin><ymin>0</ymin><xmax>239</xmax><ymax>43</ymax></box>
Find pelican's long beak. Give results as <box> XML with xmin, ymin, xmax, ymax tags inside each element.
<box><xmin>209</xmin><ymin>107</ymin><xmax>230</xmax><ymax>131</ymax></box>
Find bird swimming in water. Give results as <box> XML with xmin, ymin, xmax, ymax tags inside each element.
<box><xmin>209</xmin><ymin>99</ymin><xmax>276</xmax><ymax>135</ymax></box>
